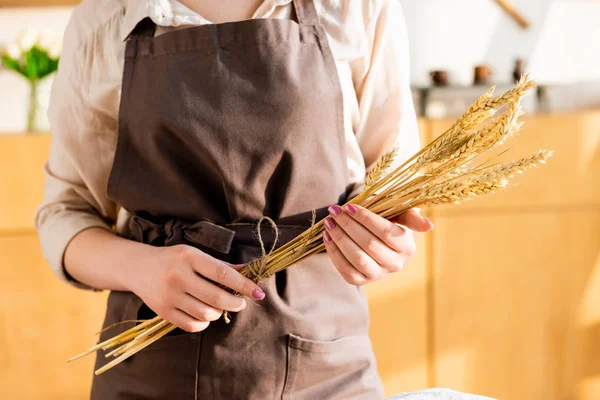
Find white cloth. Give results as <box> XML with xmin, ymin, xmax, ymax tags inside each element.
<box><xmin>387</xmin><ymin>389</ymin><xmax>497</xmax><ymax>400</ymax></box>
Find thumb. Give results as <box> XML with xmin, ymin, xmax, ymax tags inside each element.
<box><xmin>392</xmin><ymin>209</ymin><xmax>434</xmax><ymax>232</ymax></box>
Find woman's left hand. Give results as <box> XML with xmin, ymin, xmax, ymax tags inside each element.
<box><xmin>323</xmin><ymin>204</ymin><xmax>434</xmax><ymax>286</ymax></box>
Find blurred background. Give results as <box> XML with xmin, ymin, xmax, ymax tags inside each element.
<box><xmin>0</xmin><ymin>0</ymin><xmax>599</xmax><ymax>399</ymax></box>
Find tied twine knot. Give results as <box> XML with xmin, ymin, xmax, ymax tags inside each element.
<box><xmin>223</xmin><ymin>216</ymin><xmax>279</xmax><ymax>324</ymax></box>
<box><xmin>245</xmin><ymin>216</ymin><xmax>280</xmax><ymax>283</ymax></box>
<box><xmin>222</xmin><ymin>212</ymin><xmax>317</xmax><ymax>324</ymax></box>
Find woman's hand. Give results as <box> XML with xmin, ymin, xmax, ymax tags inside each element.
<box><xmin>323</xmin><ymin>204</ymin><xmax>434</xmax><ymax>286</ymax></box>
<box><xmin>127</xmin><ymin>244</ymin><xmax>266</xmax><ymax>333</ymax></box>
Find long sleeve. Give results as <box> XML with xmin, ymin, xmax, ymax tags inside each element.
<box><xmin>351</xmin><ymin>0</ymin><xmax>420</xmax><ymax>172</ymax></box>
<box><xmin>34</xmin><ymin>9</ymin><xmax>122</xmax><ymax>290</ymax></box>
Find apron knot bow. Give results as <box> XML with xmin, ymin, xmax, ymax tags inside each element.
<box><xmin>129</xmin><ymin>215</ymin><xmax>236</xmax><ymax>254</ymax></box>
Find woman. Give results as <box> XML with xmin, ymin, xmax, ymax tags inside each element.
<box><xmin>36</xmin><ymin>0</ymin><xmax>433</xmax><ymax>398</ymax></box>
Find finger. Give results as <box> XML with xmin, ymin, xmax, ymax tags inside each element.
<box><xmin>324</xmin><ymin>216</ymin><xmax>386</xmax><ymax>281</ymax></box>
<box><xmin>176</xmin><ymin>293</ymin><xmax>225</xmax><ymax>322</ymax></box>
<box><xmin>164</xmin><ymin>308</ymin><xmax>210</xmax><ymax>333</ymax></box>
<box><xmin>228</xmin><ymin>263</ymin><xmax>247</xmax><ymax>272</ymax></box>
<box><xmin>327</xmin><ymin>206</ymin><xmax>404</xmax><ymax>272</ymax></box>
<box><xmin>392</xmin><ymin>208</ymin><xmax>434</xmax><ymax>232</ymax></box>
<box><xmin>187</xmin><ymin>250</ymin><xmax>265</xmax><ymax>300</ymax></box>
<box><xmin>337</xmin><ymin>204</ymin><xmax>407</xmax><ymax>253</ymax></box>
<box><xmin>184</xmin><ymin>272</ymin><xmax>247</xmax><ymax>312</ymax></box>
<box><xmin>323</xmin><ymin>231</ymin><xmax>368</xmax><ymax>286</ymax></box>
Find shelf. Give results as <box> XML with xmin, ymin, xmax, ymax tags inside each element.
<box><xmin>0</xmin><ymin>0</ymin><xmax>78</xmax><ymax>6</ymax></box>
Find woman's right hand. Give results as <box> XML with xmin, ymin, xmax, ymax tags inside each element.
<box><xmin>127</xmin><ymin>244</ymin><xmax>266</xmax><ymax>333</ymax></box>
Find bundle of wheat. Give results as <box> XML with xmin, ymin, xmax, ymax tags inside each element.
<box><xmin>70</xmin><ymin>75</ymin><xmax>551</xmax><ymax>375</ymax></box>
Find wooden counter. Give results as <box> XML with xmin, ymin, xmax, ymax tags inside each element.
<box><xmin>0</xmin><ymin>111</ymin><xmax>598</xmax><ymax>399</ymax></box>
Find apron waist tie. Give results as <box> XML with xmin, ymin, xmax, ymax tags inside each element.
<box><xmin>129</xmin><ymin>209</ymin><xmax>329</xmax><ymax>254</ymax></box>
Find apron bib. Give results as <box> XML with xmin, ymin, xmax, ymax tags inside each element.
<box><xmin>91</xmin><ymin>1</ymin><xmax>383</xmax><ymax>398</ymax></box>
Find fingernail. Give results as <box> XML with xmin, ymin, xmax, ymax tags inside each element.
<box><xmin>323</xmin><ymin>230</ymin><xmax>331</xmax><ymax>243</ymax></box>
<box><xmin>328</xmin><ymin>204</ymin><xmax>342</xmax><ymax>217</ymax></box>
<box><xmin>241</xmin><ymin>299</ymin><xmax>247</xmax><ymax>309</ymax></box>
<box><xmin>344</xmin><ymin>204</ymin><xmax>358</xmax><ymax>215</ymax></box>
<box><xmin>324</xmin><ymin>217</ymin><xmax>336</xmax><ymax>230</ymax></box>
<box><xmin>424</xmin><ymin>217</ymin><xmax>435</xmax><ymax>230</ymax></box>
<box><xmin>252</xmin><ymin>288</ymin><xmax>265</xmax><ymax>300</ymax></box>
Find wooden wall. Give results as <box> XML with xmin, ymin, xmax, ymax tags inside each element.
<box><xmin>0</xmin><ymin>135</ymin><xmax>107</xmax><ymax>399</ymax></box>
<box><xmin>0</xmin><ymin>111</ymin><xmax>598</xmax><ymax>398</ymax></box>
<box><xmin>427</xmin><ymin>113</ymin><xmax>600</xmax><ymax>400</ymax></box>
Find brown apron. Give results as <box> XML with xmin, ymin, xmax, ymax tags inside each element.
<box><xmin>91</xmin><ymin>1</ymin><xmax>383</xmax><ymax>398</ymax></box>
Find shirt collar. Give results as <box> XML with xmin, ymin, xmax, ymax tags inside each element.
<box><xmin>120</xmin><ymin>0</ymin><xmax>151</xmax><ymax>41</ymax></box>
<box><xmin>253</xmin><ymin>0</ymin><xmax>293</xmax><ymax>19</ymax></box>
<box><xmin>120</xmin><ymin>0</ymin><xmax>294</xmax><ymax>41</ymax></box>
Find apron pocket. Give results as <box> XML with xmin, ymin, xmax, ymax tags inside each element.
<box><xmin>282</xmin><ymin>334</ymin><xmax>382</xmax><ymax>400</ymax></box>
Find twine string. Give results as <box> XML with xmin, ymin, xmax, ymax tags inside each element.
<box><xmin>302</xmin><ymin>209</ymin><xmax>317</xmax><ymax>250</ymax></box>
<box><xmin>223</xmin><ymin>216</ymin><xmax>280</xmax><ymax>324</ymax></box>
<box><xmin>223</xmin><ymin>213</ymin><xmax>318</xmax><ymax>323</ymax></box>
<box><xmin>245</xmin><ymin>216</ymin><xmax>279</xmax><ymax>283</ymax></box>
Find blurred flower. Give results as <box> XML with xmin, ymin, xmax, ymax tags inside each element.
<box><xmin>2</xmin><ymin>30</ymin><xmax>60</xmax><ymax>80</ymax></box>
<box><xmin>6</xmin><ymin>43</ymin><xmax>22</xmax><ymax>60</ymax></box>
<box><xmin>2</xmin><ymin>30</ymin><xmax>61</xmax><ymax>133</ymax></box>
<box><xmin>38</xmin><ymin>32</ymin><xmax>54</xmax><ymax>51</ymax></box>
<box><xmin>17</xmin><ymin>30</ymin><xmax>40</xmax><ymax>52</ymax></box>
<box><xmin>48</xmin><ymin>40</ymin><xmax>62</xmax><ymax>59</ymax></box>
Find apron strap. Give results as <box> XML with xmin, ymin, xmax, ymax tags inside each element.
<box><xmin>293</xmin><ymin>0</ymin><xmax>320</xmax><ymax>25</ymax></box>
<box><xmin>130</xmin><ymin>17</ymin><xmax>156</xmax><ymax>40</ymax></box>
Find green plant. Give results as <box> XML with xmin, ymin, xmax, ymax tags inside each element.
<box><xmin>1</xmin><ymin>31</ymin><xmax>61</xmax><ymax>132</ymax></box>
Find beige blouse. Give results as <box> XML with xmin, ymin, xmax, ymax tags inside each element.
<box><xmin>35</xmin><ymin>0</ymin><xmax>420</xmax><ymax>289</ymax></box>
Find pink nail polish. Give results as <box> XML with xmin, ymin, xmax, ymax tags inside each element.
<box><xmin>324</xmin><ymin>217</ymin><xmax>336</xmax><ymax>230</ymax></box>
<box><xmin>323</xmin><ymin>230</ymin><xmax>332</xmax><ymax>243</ymax></box>
<box><xmin>252</xmin><ymin>288</ymin><xmax>265</xmax><ymax>300</ymax></box>
<box><xmin>328</xmin><ymin>204</ymin><xmax>342</xmax><ymax>217</ymax></box>
<box><xmin>344</xmin><ymin>204</ymin><xmax>358</xmax><ymax>215</ymax></box>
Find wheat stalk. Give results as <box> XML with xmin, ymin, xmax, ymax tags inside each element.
<box><xmin>365</xmin><ymin>146</ymin><xmax>399</xmax><ymax>188</ymax></box>
<box><xmin>70</xmin><ymin>76</ymin><xmax>551</xmax><ymax>375</ymax></box>
<box><xmin>415</xmin><ymin>150</ymin><xmax>553</xmax><ymax>204</ymax></box>
<box><xmin>409</xmin><ymin>75</ymin><xmax>531</xmax><ymax>173</ymax></box>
